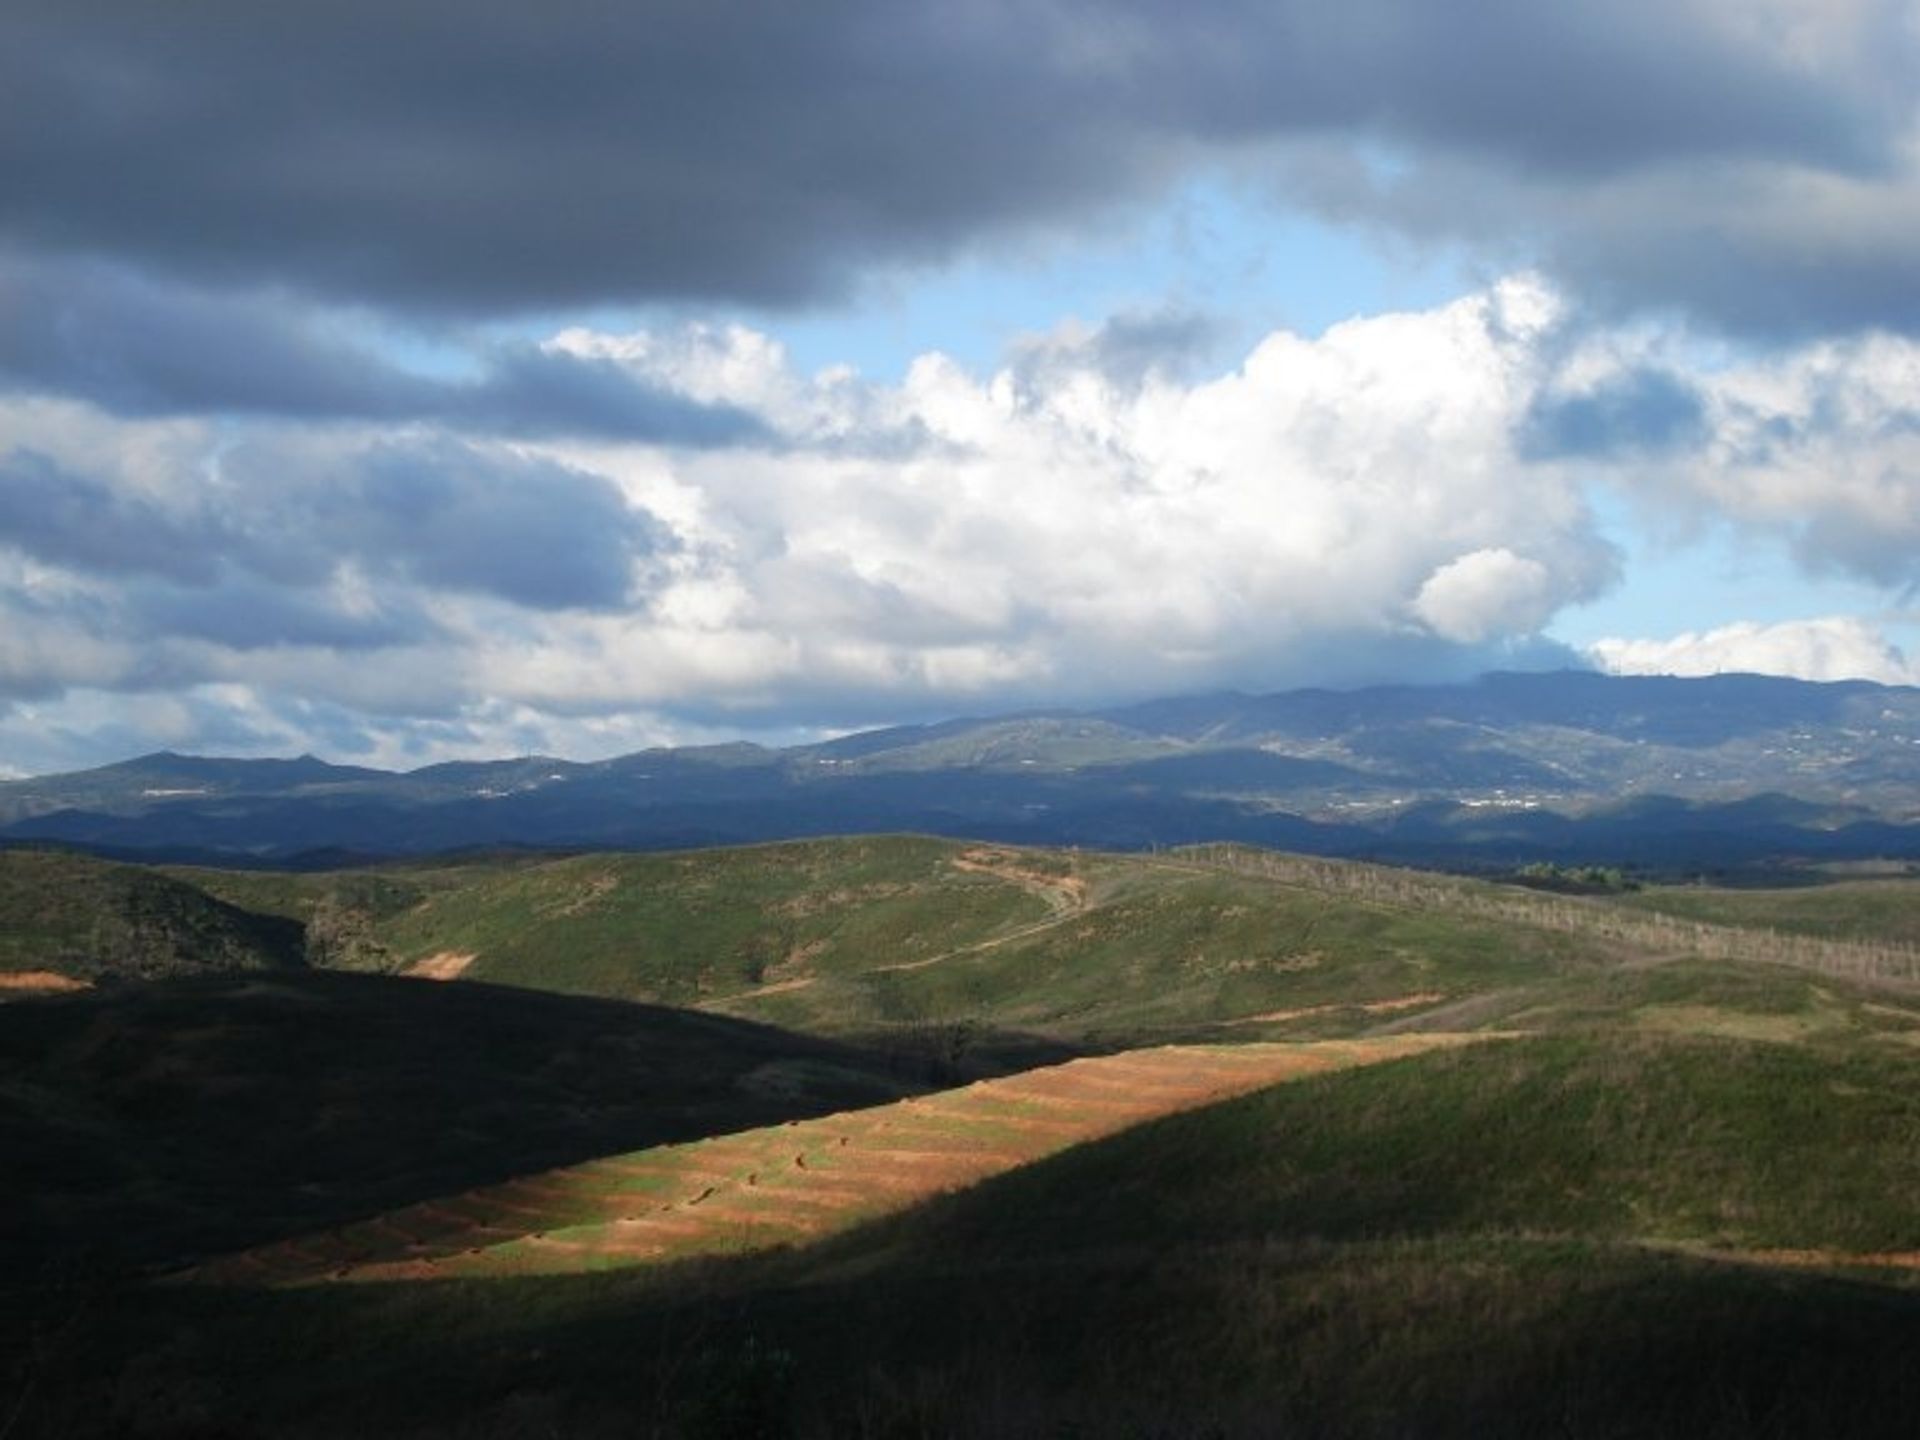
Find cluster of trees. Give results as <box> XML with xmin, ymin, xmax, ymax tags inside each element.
<box><xmin>1511</xmin><ymin>862</ymin><xmax>1639</xmax><ymax>894</ymax></box>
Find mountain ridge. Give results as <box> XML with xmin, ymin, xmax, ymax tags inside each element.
<box><xmin>4</xmin><ymin>670</ymin><xmax>1917</xmax><ymax>866</ymax></box>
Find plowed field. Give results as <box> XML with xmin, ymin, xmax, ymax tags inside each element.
<box><xmin>183</xmin><ymin>1034</ymin><xmax>1488</xmax><ymax>1286</ymax></box>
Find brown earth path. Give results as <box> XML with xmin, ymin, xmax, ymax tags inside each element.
<box><xmin>179</xmin><ymin>1033</ymin><xmax>1492</xmax><ymax>1288</ymax></box>
<box><xmin>717</xmin><ymin>848</ymin><xmax>1094</xmax><ymax>1002</ymax></box>
<box><xmin>869</xmin><ymin>848</ymin><xmax>1091</xmax><ymax>976</ymax></box>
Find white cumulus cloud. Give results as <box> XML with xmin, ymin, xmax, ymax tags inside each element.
<box><xmin>1590</xmin><ymin>616</ymin><xmax>1919</xmax><ymax>684</ymax></box>
<box><xmin>1413</xmin><ymin>549</ymin><xmax>1557</xmax><ymax>644</ymax></box>
<box><xmin>528</xmin><ymin>275</ymin><xmax>1616</xmax><ymax>714</ymax></box>
<box><xmin>8</xmin><ymin>270</ymin><xmax>1920</xmax><ymax>772</ymax></box>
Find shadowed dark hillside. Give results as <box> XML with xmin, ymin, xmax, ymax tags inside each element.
<box><xmin>0</xmin><ymin>972</ymin><xmax>920</xmax><ymax>1278</ymax></box>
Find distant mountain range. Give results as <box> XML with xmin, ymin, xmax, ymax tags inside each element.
<box><xmin>4</xmin><ymin>671</ymin><xmax>1919</xmax><ymax>870</ymax></box>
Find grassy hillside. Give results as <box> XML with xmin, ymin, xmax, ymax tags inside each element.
<box><xmin>157</xmin><ymin>839</ymin><xmax>1609</xmax><ymax>1049</ymax></box>
<box><xmin>701</xmin><ymin>1031</ymin><xmax>1920</xmax><ymax>1434</ymax></box>
<box><xmin>882</xmin><ymin>1032</ymin><xmax>1920</xmax><ymax>1258</ymax></box>
<box><xmin>0</xmin><ymin>847</ymin><xmax>303</xmax><ymax>982</ymax></box>
<box><xmin>375</xmin><ymin>837</ymin><xmax>1054</xmax><ymax>1002</ymax></box>
<box><xmin>722</xmin><ymin>856</ymin><xmax>1592</xmax><ymax>1045</ymax></box>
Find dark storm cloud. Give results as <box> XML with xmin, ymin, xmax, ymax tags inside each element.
<box><xmin>1</xmin><ymin>1</ymin><xmax>1906</xmax><ymax>333</ymax></box>
<box><xmin>0</xmin><ymin>258</ymin><xmax>438</xmax><ymax>418</ymax></box>
<box><xmin>0</xmin><ymin>439</ymin><xmax>668</xmax><ymax>612</ymax></box>
<box><xmin>1519</xmin><ymin>368</ymin><xmax>1709</xmax><ymax>461</ymax></box>
<box><xmin>0</xmin><ymin>257</ymin><xmax>767</xmax><ymax>441</ymax></box>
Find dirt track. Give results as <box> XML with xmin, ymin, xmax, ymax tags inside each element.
<box><xmin>948</xmin><ymin>848</ymin><xmax>1088</xmax><ymax>916</ymax></box>
<box><xmin>181</xmin><ymin>1033</ymin><xmax>1491</xmax><ymax>1287</ymax></box>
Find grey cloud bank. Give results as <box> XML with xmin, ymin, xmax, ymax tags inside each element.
<box><xmin>0</xmin><ymin>257</ymin><xmax>767</xmax><ymax>442</ymax></box>
<box><xmin>4</xmin><ymin>1</ymin><xmax>1914</xmax><ymax>334</ymax></box>
<box><xmin>0</xmin><ymin>437</ymin><xmax>663</xmax><ymax>612</ymax></box>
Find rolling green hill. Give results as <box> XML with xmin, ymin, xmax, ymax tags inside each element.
<box><xmin>14</xmin><ymin>835</ymin><xmax>1920</xmax><ymax>1052</ymax></box>
<box><xmin>374</xmin><ymin>837</ymin><xmax>1055</xmax><ymax>1003</ymax></box>
<box><xmin>883</xmin><ymin>1032</ymin><xmax>1920</xmax><ymax>1259</ymax></box>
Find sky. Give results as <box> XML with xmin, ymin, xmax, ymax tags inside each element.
<box><xmin>2</xmin><ymin>0</ymin><xmax>1918</xmax><ymax>776</ymax></box>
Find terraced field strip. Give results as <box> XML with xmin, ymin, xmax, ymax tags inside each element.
<box><xmin>1222</xmin><ymin>991</ymin><xmax>1449</xmax><ymax>1027</ymax></box>
<box><xmin>181</xmin><ymin>1034</ymin><xmax>1488</xmax><ymax>1287</ymax></box>
<box><xmin>0</xmin><ymin>970</ymin><xmax>90</xmax><ymax>993</ymax></box>
<box><xmin>1677</xmin><ymin>1245</ymin><xmax>1920</xmax><ymax>1275</ymax></box>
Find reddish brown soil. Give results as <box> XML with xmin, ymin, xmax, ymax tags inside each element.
<box><xmin>401</xmin><ymin>951</ymin><xmax>476</xmax><ymax>981</ymax></box>
<box><xmin>950</xmin><ymin>848</ymin><xmax>1090</xmax><ymax>912</ymax></box>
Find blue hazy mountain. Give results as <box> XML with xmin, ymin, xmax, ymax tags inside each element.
<box><xmin>3</xmin><ymin>672</ymin><xmax>1916</xmax><ymax>868</ymax></box>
